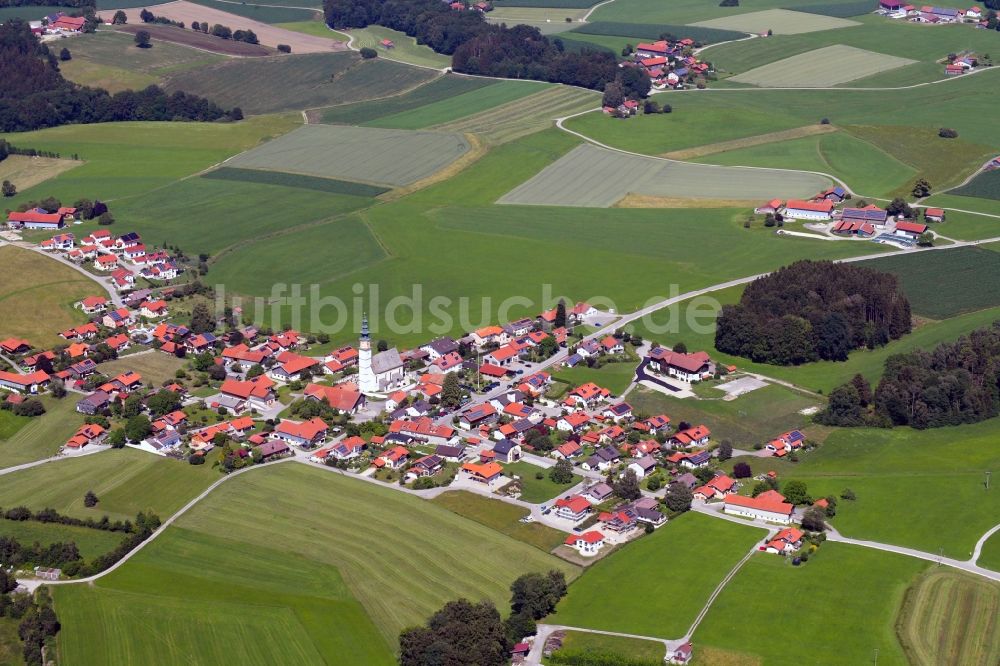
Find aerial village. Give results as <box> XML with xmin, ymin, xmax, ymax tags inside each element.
<box><xmin>0</xmin><ymin>205</ymin><xmax>830</xmax><ymax>596</ymax></box>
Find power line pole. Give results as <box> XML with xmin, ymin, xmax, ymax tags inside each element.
<box><xmin>986</xmin><ymin>470</ymin><xmax>991</xmax><ymax>490</ymax></box>
<box><xmin>873</xmin><ymin>648</ymin><xmax>879</xmax><ymax>666</ymax></box>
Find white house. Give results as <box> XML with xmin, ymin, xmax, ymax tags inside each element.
<box><xmin>563</xmin><ymin>530</ymin><xmax>606</xmax><ymax>557</ymax></box>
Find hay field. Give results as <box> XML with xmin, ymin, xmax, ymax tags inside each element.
<box><xmin>499</xmin><ymin>143</ymin><xmax>830</xmax><ymax>207</ymax></box>
<box><xmin>731</xmin><ymin>44</ymin><xmax>916</xmax><ymax>87</ymax></box>
<box><xmin>0</xmin><ymin>155</ymin><xmax>80</xmax><ymax>192</ymax></box>
<box><xmin>691</xmin><ymin>8</ymin><xmax>859</xmax><ymax>34</ymax></box>
<box><xmin>226</xmin><ymin>124</ymin><xmax>470</xmax><ymax>187</ymax></box>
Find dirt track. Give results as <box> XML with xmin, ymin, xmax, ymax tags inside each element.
<box><xmin>116</xmin><ymin>1</ymin><xmax>346</xmax><ymax>53</ymax></box>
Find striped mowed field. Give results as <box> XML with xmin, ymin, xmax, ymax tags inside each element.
<box><xmin>226</xmin><ymin>124</ymin><xmax>471</xmax><ymax>187</ymax></box>
<box><xmin>499</xmin><ymin>143</ymin><xmax>831</xmax><ymax>207</ymax></box>
<box><xmin>731</xmin><ymin>44</ymin><xmax>917</xmax><ymax>87</ymax></box>
<box><xmin>691</xmin><ymin>8</ymin><xmax>859</xmax><ymax>34</ymax></box>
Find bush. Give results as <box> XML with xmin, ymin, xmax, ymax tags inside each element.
<box><xmin>360</xmin><ymin>46</ymin><xmax>378</xmax><ymax>59</ymax></box>
<box><xmin>840</xmin><ymin>488</ymin><xmax>856</xmax><ymax>500</ymax></box>
<box><xmin>188</xmin><ymin>453</ymin><xmax>205</xmax><ymax>465</ymax></box>
<box><xmin>938</xmin><ymin>127</ymin><xmax>958</xmax><ymax>138</ymax></box>
<box><xmin>83</xmin><ymin>491</ymin><xmax>98</xmax><ymax>508</ymax></box>
<box><xmin>277</xmin><ymin>43</ymin><xmax>291</xmax><ymax>53</ymax></box>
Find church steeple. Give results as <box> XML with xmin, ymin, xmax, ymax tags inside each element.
<box><xmin>360</xmin><ymin>313</ymin><xmax>370</xmax><ymax>341</ymax></box>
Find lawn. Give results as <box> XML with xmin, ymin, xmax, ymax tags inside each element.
<box><xmin>0</xmin><ymin>115</ymin><xmax>300</xmax><ymax>206</ymax></box>
<box><xmin>59</xmin><ymin>30</ymin><xmax>224</xmax><ymax>93</ymax></box>
<box><xmin>627</xmin><ymin>384</ymin><xmax>822</xmax><ymax>449</ymax></box>
<box><xmin>97</xmin><ymin>352</ymin><xmax>187</xmax><ymax>387</ymax></box>
<box><xmin>498</xmin><ymin>142</ymin><xmax>831</xmax><ymax>207</ymax></box>
<box><xmin>554</xmin><ymin>360</ymin><xmax>637</xmax><ymax>395</ymax></box>
<box><xmin>0</xmin><ymin>449</ymin><xmax>218</xmax><ymax>521</ymax></box>
<box><xmin>895</xmin><ymin>569</ymin><xmax>1000</xmax><ymax>666</ymax></box>
<box><xmin>162</xmin><ymin>51</ymin><xmax>437</xmax><ymax>115</ymax></box>
<box><xmin>430</xmin><ymin>490</ymin><xmax>568</xmax><ymax>551</ymax></box>
<box><xmin>694</xmin><ymin>544</ymin><xmax>927</xmax><ymax>665</ymax></box>
<box><xmin>730</xmin><ymin>45</ymin><xmax>915</xmax><ymax>87</ymax></box>
<box><xmin>0</xmin><ymin>517</ymin><xmax>123</xmax><ymax>561</ymax></box>
<box><xmin>725</xmin><ymin>418</ymin><xmax>1000</xmax><ymax>558</ymax></box>
<box><xmin>341</xmin><ymin>25</ymin><xmax>451</xmax><ymax>69</ymax></box>
<box><xmin>864</xmin><ymin>246</ymin><xmax>1000</xmax><ymax>319</ymax></box>
<box><xmin>50</xmin><ymin>463</ymin><xmax>579</xmax><ymax>663</ymax></box>
<box><xmin>553</xmin><ymin>631</ymin><xmax>666</xmax><ymax>663</ymax></box>
<box><xmin>0</xmin><ymin>397</ymin><xmax>84</xmax><ymax>470</ymax></box>
<box><xmin>225</xmin><ymin>124</ymin><xmax>471</xmax><ymax>187</ymax></box>
<box><xmin>0</xmin><ymin>246</ymin><xmax>96</xmax><ymax>349</ymax></box>
<box><xmin>552</xmin><ymin>511</ymin><xmax>764</xmax><ymax>638</ymax></box>
<box><xmin>502</xmin><ymin>461</ymin><xmax>581</xmax><ymax>503</ymax></box>
<box><xmin>316</xmin><ymin>73</ymin><xmax>493</xmax><ymax>125</ymax></box>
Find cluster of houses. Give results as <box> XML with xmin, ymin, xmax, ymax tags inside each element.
<box><xmin>630</xmin><ymin>39</ymin><xmax>711</xmax><ymax>90</ymax></box>
<box><xmin>27</xmin><ymin>11</ymin><xmax>87</xmax><ymax>37</ymax></box>
<box><xmin>876</xmin><ymin>1</ymin><xmax>986</xmax><ymax>25</ymax></box>
<box><xmin>755</xmin><ymin>188</ymin><xmax>936</xmax><ymax>246</ymax></box>
<box><xmin>445</xmin><ymin>0</ymin><xmax>492</xmax><ymax>12</ymax></box>
<box><xmin>37</xmin><ymin>229</ymin><xmax>183</xmax><ymax>289</ymax></box>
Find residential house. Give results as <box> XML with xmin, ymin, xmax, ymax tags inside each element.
<box><xmin>258</xmin><ymin>440</ymin><xmax>291</xmax><ymax>461</ymax></box>
<box><xmin>389</xmin><ymin>417</ymin><xmax>456</xmax><ymax>444</ymax></box>
<box><xmin>94</xmin><ymin>254</ymin><xmax>120</xmax><ymax>271</ymax></box>
<box><xmin>647</xmin><ymin>348</ymin><xmax>714</xmax><ymax>382</ymax></box>
<box><xmin>627</xmin><ymin>455</ymin><xmax>657</xmax><ymax>479</ymax></box>
<box><xmin>584</xmin><ymin>482</ymin><xmax>614</xmax><ymax>503</ymax></box>
<box><xmin>484</xmin><ymin>344</ymin><xmax>520</xmax><ymax>367</ymax></box>
<box><xmin>77</xmin><ymin>296</ymin><xmax>108</xmax><ymax>314</ymax></box>
<box><xmin>693</xmin><ymin>474</ymin><xmax>737</xmax><ymax>501</ymax></box>
<box><xmin>471</xmin><ymin>325</ymin><xmax>509</xmax><ymax>348</ymax></box>
<box><xmin>102</xmin><ymin>307</ymin><xmax>133</xmax><ymax>329</ymax></box>
<box><xmin>492</xmin><ymin>439</ymin><xmax>521</xmax><ymax>463</ymax></box>
<box><xmin>420</xmin><ymin>336</ymin><xmax>459</xmax><ymax>361</ymax></box>
<box><xmin>409</xmin><ymin>454</ymin><xmax>444</xmax><ymax>477</ymax></box>
<box><xmin>435</xmin><ymin>443</ymin><xmax>466</xmax><ymax>461</ymax></box>
<box><xmin>303</xmin><ymin>382</ymin><xmax>366</xmax><ymax>414</ymax></box>
<box><xmin>564</xmin><ymin>531</ymin><xmax>606</xmax><ymax>557</ymax></box>
<box><xmin>667</xmin><ymin>449</ymin><xmax>711</xmax><ymax>469</ymax></box>
<box><xmin>377</xmin><ymin>445</ymin><xmax>410</xmax><ymax>470</ymax></box>
<box><xmin>0</xmin><ymin>338</ymin><xmax>31</xmax><ymax>354</ymax></box>
<box><xmin>139</xmin><ymin>300</ymin><xmax>169</xmax><ymax>319</ymax></box>
<box><xmin>75</xmin><ymin>390</ymin><xmax>111</xmax><ymax>415</ymax></box>
<box><xmin>432</xmin><ymin>351</ymin><xmax>464</xmax><ymax>373</ymax></box>
<box><xmin>765</xmin><ymin>527</ymin><xmax>804</xmax><ymax>554</ymax></box>
<box><xmin>135</xmin><ymin>429</ymin><xmax>182</xmax><ymax>456</ymax></box>
<box><xmin>461</xmin><ymin>461</ymin><xmax>504</xmax><ymax>484</ymax></box>
<box><xmin>670</xmin><ymin>425</ymin><xmax>711</xmax><ymax>448</ymax></box>
<box><xmin>552</xmin><ymin>440</ymin><xmax>582</xmax><ymax>460</ymax></box>
<box><xmin>557</xmin><ymin>411</ymin><xmax>590</xmax><ymax>433</ymax></box>
<box><xmin>64</xmin><ymin>423</ymin><xmax>106</xmax><ymax>450</ymax></box>
<box><xmin>568</xmin><ymin>382</ymin><xmax>611</xmax><ymax>408</ymax></box>
<box><xmin>269</xmin><ymin>351</ymin><xmax>320</xmax><ymax>383</ymax></box>
<box><xmin>0</xmin><ymin>370</ymin><xmax>50</xmax><ymax>394</ymax></box>
<box><xmin>602</xmin><ymin>402</ymin><xmax>633</xmax><ymax>422</ymax></box>
<box><xmin>582</xmin><ymin>445</ymin><xmax>620</xmax><ymax>471</ymax></box>
<box><xmin>104</xmin><ymin>333</ymin><xmax>130</xmax><ymax>353</ymax></box>
<box><xmin>274</xmin><ymin>417</ymin><xmax>329</xmax><ymax>448</ymax></box>
<box><xmin>600</xmin><ymin>336</ymin><xmax>624</xmax><ymax>354</ymax></box>
<box><xmin>554</xmin><ymin>495</ymin><xmax>591</xmax><ymax>522</ymax></box>
<box><xmin>220</xmin><ymin>376</ymin><xmax>276</xmax><ymax>411</ymax></box>
<box><xmin>460</xmin><ymin>402</ymin><xmax>498</xmax><ymax>430</ymax></box>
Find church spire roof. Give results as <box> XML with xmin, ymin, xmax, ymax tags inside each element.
<box><xmin>361</xmin><ymin>313</ymin><xmax>370</xmax><ymax>341</ymax></box>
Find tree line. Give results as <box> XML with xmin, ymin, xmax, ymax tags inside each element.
<box><xmin>0</xmin><ymin>140</ymin><xmax>63</xmax><ymax>162</ymax></box>
<box><xmin>817</xmin><ymin>321</ymin><xmax>1000</xmax><ymax>429</ymax></box>
<box><xmin>0</xmin><ymin>0</ymin><xmax>91</xmax><ymax>7</ymax></box>
<box><xmin>323</xmin><ymin>0</ymin><xmax>623</xmax><ymax>91</ymax></box>
<box><xmin>0</xmin><ymin>20</ymin><xmax>241</xmax><ymax>132</ymax></box>
<box><xmin>715</xmin><ymin>260</ymin><xmax>912</xmax><ymax>366</ymax></box>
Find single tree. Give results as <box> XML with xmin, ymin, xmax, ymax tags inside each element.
<box><xmin>663</xmin><ymin>482</ymin><xmax>693</xmax><ymax>512</ymax></box>
<box><xmin>911</xmin><ymin>178</ymin><xmax>932</xmax><ymax>198</ymax></box>
<box><xmin>59</xmin><ymin>47</ymin><xmax>71</xmax><ymax>61</ymax></box>
<box><xmin>107</xmin><ymin>429</ymin><xmax>127</xmax><ymax>448</ymax></box>
<box><xmin>97</xmin><ymin>211</ymin><xmax>114</xmax><ymax>226</ymax></box>
<box><xmin>614</xmin><ymin>468</ymin><xmax>642</xmax><ymax>501</ymax></box>
<box><xmin>673</xmin><ymin>341</ymin><xmax>687</xmax><ymax>354</ymax></box>
<box><xmin>554</xmin><ymin>298</ymin><xmax>567</xmax><ymax>328</ymax></box>
<box><xmin>782</xmin><ymin>480</ymin><xmax>811</xmax><ymax>505</ymax></box>
<box><xmin>83</xmin><ymin>491</ymin><xmax>98</xmax><ymax>507</ymax></box>
<box><xmin>801</xmin><ymin>506</ymin><xmax>827</xmax><ymax>531</ymax></box>
<box><xmin>49</xmin><ymin>379</ymin><xmax>67</xmax><ymax>399</ymax></box>
<box><xmin>732</xmin><ymin>461</ymin><xmax>752</xmax><ymax>479</ymax></box>
<box><xmin>134</xmin><ymin>30</ymin><xmax>152</xmax><ymax>48</ymax></box>
<box><xmin>377</xmin><ymin>339</ymin><xmax>389</xmax><ymax>352</ymax></box>
<box><xmin>717</xmin><ymin>440</ymin><xmax>733</xmax><ymax>461</ymax></box>
<box><xmin>139</xmin><ymin>8</ymin><xmax>154</xmax><ymax>22</ymax></box>
<box><xmin>2</xmin><ymin>180</ymin><xmax>16</xmax><ymax>197</ymax></box>
<box><xmin>441</xmin><ymin>372</ymin><xmax>462</xmax><ymax>409</ymax></box>
<box><xmin>124</xmin><ymin>415</ymin><xmax>152</xmax><ymax>442</ymax></box>
<box><xmin>549</xmin><ymin>458</ymin><xmax>574</xmax><ymax>484</ymax></box>
<box><xmin>840</xmin><ymin>488</ymin><xmax>856</xmax><ymax>501</ymax></box>
<box><xmin>112</xmin><ymin>9</ymin><xmax>127</xmax><ymax>24</ymax></box>
<box><xmin>277</xmin><ymin>44</ymin><xmax>291</xmax><ymax>53</ymax></box>
<box><xmin>359</xmin><ymin>46</ymin><xmax>378</xmax><ymax>59</ymax></box>
<box><xmin>189</xmin><ymin>301</ymin><xmax>215</xmax><ymax>334</ymax></box>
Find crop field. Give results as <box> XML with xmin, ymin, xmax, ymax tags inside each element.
<box><xmin>163</xmin><ymin>51</ymin><xmax>435</xmax><ymax>115</ymax></box>
<box><xmin>202</xmin><ymin>167</ymin><xmax>389</xmax><ymax>196</ymax></box>
<box><xmin>730</xmin><ymin>45</ymin><xmax>916</xmax><ymax>87</ymax></box>
<box><xmin>208</xmin><ymin>213</ymin><xmax>387</xmax><ymax>294</ymax></box>
<box><xmin>118</xmin><ymin>1</ymin><xmax>342</xmax><ymax>53</ymax></box>
<box><xmin>433</xmin><ymin>86</ymin><xmax>599</xmax><ymax>144</ymax></box>
<box><xmin>572</xmin><ymin>21</ymin><xmax>749</xmax><ymax>43</ymax></box>
<box><xmin>695</xmin><ymin>544</ymin><xmax>927</xmax><ymax>664</ymax></box>
<box><xmin>691</xmin><ymin>8</ymin><xmax>859</xmax><ymax>34</ymax></box>
<box><xmin>111</xmin><ymin>175</ymin><xmax>374</xmax><ymax>256</ymax></box>
<box><xmin>0</xmin><ymin>517</ymin><xmax>123</xmax><ymax>561</ymax></box>
<box><xmin>114</xmin><ymin>23</ymin><xmax>272</xmax><ymax>56</ymax></box>
<box><xmin>896</xmin><ymin>569</ymin><xmax>1000</xmax><ymax>666</ymax></box>
<box><xmin>430</xmin><ymin>491</ymin><xmax>567</xmax><ymax>551</ymax></box>
<box><xmin>316</xmin><ymin>74</ymin><xmax>492</xmax><ymax>125</ymax></box>
<box><xmin>226</xmin><ymin>124</ymin><xmax>470</xmax><ymax>187</ymax></box>
<box><xmin>0</xmin><ymin>398</ymin><xmax>84</xmax><ymax>470</ymax></box>
<box><xmin>696</xmin><ymin>129</ymin><xmax>917</xmax><ymax>199</ymax></box>
<box><xmin>368</xmin><ymin>80</ymin><xmax>546</xmax><ymax>130</ymax></box>
<box><xmin>864</xmin><ymin>247</ymin><xmax>1000</xmax><ymax>319</ymax></box>
<box><xmin>498</xmin><ymin>143</ymin><xmax>831</xmax><ymax>207</ymax></box>
<box><xmin>951</xmin><ymin>168</ymin><xmax>1000</xmax><ymax>201</ymax></box>
<box><xmin>627</xmin><ymin>384</ymin><xmax>821</xmax><ymax>449</ymax></box>
<box><xmin>0</xmin><ymin>4</ymin><xmax>62</xmax><ymax>20</ymax></box>
<box><xmin>0</xmin><ymin>116</ymin><xmax>299</xmax><ymax>206</ymax></box>
<box><xmin>0</xmin><ymin>449</ymin><xmax>217</xmax><ymax>521</ymax></box>
<box><xmin>344</xmin><ymin>25</ymin><xmax>452</xmax><ymax>69</ymax></box>
<box><xmin>554</xmin><ymin>512</ymin><xmax>764</xmax><ymax>637</ymax></box>
<box><xmin>59</xmin><ymin>30</ymin><xmax>225</xmax><ymax>93</ymax></box>
<box><xmin>502</xmin><ymin>461</ymin><xmax>582</xmax><ymax>503</ymax></box>
<box><xmin>0</xmin><ymin>246</ymin><xmax>96</xmax><ymax>348</ymax></box>
<box><xmin>187</xmin><ymin>0</ymin><xmax>318</xmax><ymax>23</ymax></box>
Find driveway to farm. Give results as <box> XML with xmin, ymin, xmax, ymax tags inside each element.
<box><xmin>116</xmin><ymin>1</ymin><xmax>345</xmax><ymax>53</ymax></box>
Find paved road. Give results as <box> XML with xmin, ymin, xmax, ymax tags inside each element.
<box><xmin>972</xmin><ymin>523</ymin><xmax>1000</xmax><ymax>565</ymax></box>
<box><xmin>13</xmin><ymin>241</ymin><xmax>123</xmax><ymax>307</ymax></box>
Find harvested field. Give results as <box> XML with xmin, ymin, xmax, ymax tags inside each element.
<box><xmin>691</xmin><ymin>8</ymin><xmax>859</xmax><ymax>34</ymax></box>
<box><xmin>499</xmin><ymin>143</ymin><xmax>830</xmax><ymax>207</ymax></box>
<box><xmin>118</xmin><ymin>1</ymin><xmax>345</xmax><ymax>52</ymax></box>
<box><xmin>114</xmin><ymin>23</ymin><xmax>272</xmax><ymax>56</ymax></box>
<box><xmin>202</xmin><ymin>167</ymin><xmax>389</xmax><ymax>196</ymax></box>
<box><xmin>896</xmin><ymin>569</ymin><xmax>1000</xmax><ymax>666</ymax></box>
<box><xmin>663</xmin><ymin>124</ymin><xmax>837</xmax><ymax>159</ymax></box>
<box><xmin>163</xmin><ymin>52</ymin><xmax>436</xmax><ymax>114</ymax></box>
<box><xmin>432</xmin><ymin>85</ymin><xmax>599</xmax><ymax>144</ymax></box>
<box><xmin>0</xmin><ymin>155</ymin><xmax>81</xmax><ymax>192</ymax></box>
<box><xmin>951</xmin><ymin>168</ymin><xmax>1000</xmax><ymax>201</ymax></box>
<box><xmin>226</xmin><ymin>124</ymin><xmax>471</xmax><ymax>187</ymax></box>
<box><xmin>731</xmin><ymin>45</ymin><xmax>916</xmax><ymax>87</ymax></box>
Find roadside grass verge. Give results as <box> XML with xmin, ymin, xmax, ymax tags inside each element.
<box><xmin>430</xmin><ymin>490</ymin><xmax>568</xmax><ymax>551</ymax></box>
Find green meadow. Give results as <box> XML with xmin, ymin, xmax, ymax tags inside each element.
<box><xmin>554</xmin><ymin>360</ymin><xmax>638</xmax><ymax>395</ymax></box>
<box><xmin>367</xmin><ymin>80</ymin><xmax>546</xmax><ymax>130</ymax></box>
<box><xmin>502</xmin><ymin>461</ymin><xmax>582</xmax><ymax>503</ymax></box>
<box><xmin>695</xmin><ymin>544</ymin><xmax>927</xmax><ymax>665</ymax></box>
<box><xmin>0</xmin><ymin>398</ymin><xmax>84</xmax><ymax>469</ymax></box>
<box><xmin>0</xmin><ymin>517</ymin><xmax>122</xmax><ymax>560</ymax></box>
<box><xmin>980</xmin><ymin>533</ymin><xmax>1000</xmax><ymax>572</ymax></box>
<box><xmin>553</xmin><ymin>512</ymin><xmax>764</xmax><ymax>637</ymax></box>
<box><xmin>317</xmin><ymin>73</ymin><xmax>493</xmax><ymax>125</ymax></box>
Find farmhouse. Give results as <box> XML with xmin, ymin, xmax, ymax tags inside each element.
<box><xmin>303</xmin><ymin>382</ymin><xmax>365</xmax><ymax>414</ymax></box>
<box><xmin>755</xmin><ymin>199</ymin><xmax>783</xmax><ymax>215</ymax></box>
<box><xmin>269</xmin><ymin>351</ymin><xmax>320</xmax><ymax>382</ymax></box>
<box><xmin>647</xmin><ymin>348</ymin><xmax>714</xmax><ymax>382</ymax></box>
<box><xmin>7</xmin><ymin>210</ymin><xmax>64</xmax><ymax>230</ymax></box>
<box><xmin>220</xmin><ymin>376</ymin><xmax>276</xmax><ymax>411</ymax></box>
<box><xmin>923</xmin><ymin>208</ymin><xmax>946</xmax><ymax>222</ymax></box>
<box><xmin>724</xmin><ymin>493</ymin><xmax>795</xmax><ymax>524</ymax></box>
<box><xmin>782</xmin><ymin>199</ymin><xmax>834</xmax><ymax>221</ymax></box>
<box><xmin>389</xmin><ymin>417</ymin><xmax>455</xmax><ymax>444</ymax></box>
<box><xmin>564</xmin><ymin>531</ymin><xmax>606</xmax><ymax>557</ymax></box>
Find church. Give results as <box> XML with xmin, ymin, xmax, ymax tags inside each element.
<box><xmin>357</xmin><ymin>315</ymin><xmax>405</xmax><ymax>395</ymax></box>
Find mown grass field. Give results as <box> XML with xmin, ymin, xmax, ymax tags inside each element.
<box><xmin>316</xmin><ymin>73</ymin><xmax>491</xmax><ymax>125</ymax></box>
<box><xmin>50</xmin><ymin>464</ymin><xmax>580</xmax><ymax>664</ymax></box>
<box><xmin>187</xmin><ymin>0</ymin><xmax>317</xmax><ymax>23</ymax></box>
<box><xmin>367</xmin><ymin>80</ymin><xmax>546</xmax><ymax>130</ymax></box>
<box><xmin>864</xmin><ymin>246</ymin><xmax>1000</xmax><ymax>319</ymax></box>
<box><xmin>571</xmin><ymin>21</ymin><xmax>747</xmax><ymax>43</ymax></box>
<box><xmin>59</xmin><ymin>30</ymin><xmax>224</xmax><ymax>93</ymax></box>
<box><xmin>0</xmin><ymin>398</ymin><xmax>84</xmax><ymax>470</ymax></box>
<box><xmin>430</xmin><ymin>491</ymin><xmax>568</xmax><ymax>551</ymax></box>
<box><xmin>695</xmin><ymin>544</ymin><xmax>927</xmax><ymax>665</ymax></box>
<box><xmin>503</xmin><ymin>461</ymin><xmax>581</xmax><ymax>503</ymax></box>
<box><xmin>553</xmin><ymin>512</ymin><xmax>764</xmax><ymax>637</ymax></box>
<box><xmin>692</xmin><ymin>7</ymin><xmax>859</xmax><ymax>33</ymax></box>
<box><xmin>202</xmin><ymin>167</ymin><xmax>390</xmax><ymax>196</ymax></box>
<box><xmin>163</xmin><ymin>52</ymin><xmax>437</xmax><ymax>114</ymax></box>
<box><xmin>951</xmin><ymin>168</ymin><xmax>1000</xmax><ymax>202</ymax></box>
<box><xmin>895</xmin><ymin>569</ymin><xmax>1000</xmax><ymax>666</ymax></box>
<box><xmin>590</xmin><ymin>0</ymin><xmax>867</xmax><ymax>25</ymax></box>
<box><xmin>726</xmin><ymin>419</ymin><xmax>1000</xmax><ymax>558</ymax></box>
<box><xmin>0</xmin><ymin>517</ymin><xmax>123</xmax><ymax>561</ymax></box>
<box><xmin>0</xmin><ymin>115</ymin><xmax>299</xmax><ymax>206</ymax></box>
<box><xmin>341</xmin><ymin>24</ymin><xmax>451</xmax><ymax>69</ymax></box>
<box><xmin>226</xmin><ymin>124</ymin><xmax>470</xmax><ymax>187</ymax></box>
<box><xmin>628</xmin><ymin>384</ymin><xmax>822</xmax><ymax>449</ymax></box>
<box><xmin>0</xmin><ymin>246</ymin><xmax>96</xmax><ymax>348</ymax></box>
<box><xmin>97</xmin><ymin>352</ymin><xmax>187</xmax><ymax>387</ymax></box>
<box><xmin>0</xmin><ymin>449</ymin><xmax>217</xmax><ymax>521</ymax></box>
<box><xmin>731</xmin><ymin>44</ymin><xmax>915</xmax><ymax>87</ymax></box>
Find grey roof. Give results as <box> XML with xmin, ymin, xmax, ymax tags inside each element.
<box><xmin>435</xmin><ymin>444</ymin><xmax>465</xmax><ymax>458</ymax></box>
<box><xmin>586</xmin><ymin>482</ymin><xmax>613</xmax><ymax>499</ymax></box>
<box><xmin>675</xmin><ymin>473</ymin><xmax>698</xmax><ymax>489</ymax></box>
<box><xmin>493</xmin><ymin>439</ymin><xmax>518</xmax><ymax>455</ymax></box>
<box><xmin>631</xmin><ymin>455</ymin><xmax>657</xmax><ymax>471</ymax></box>
<box><xmin>76</xmin><ymin>390</ymin><xmax>110</xmax><ymax>409</ymax></box>
<box><xmin>371</xmin><ymin>348</ymin><xmax>403</xmax><ymax>375</ymax></box>
<box><xmin>423</xmin><ymin>337</ymin><xmax>458</xmax><ymax>355</ymax></box>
